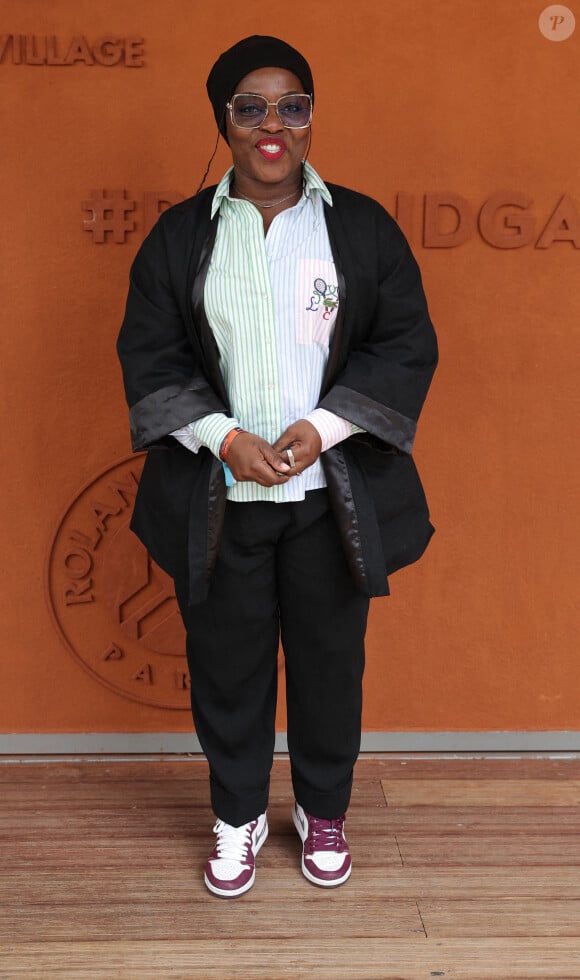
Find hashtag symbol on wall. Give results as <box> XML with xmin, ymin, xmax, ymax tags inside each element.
<box><xmin>81</xmin><ymin>190</ymin><xmax>185</xmax><ymax>242</ymax></box>
<box><xmin>82</xmin><ymin>189</ymin><xmax>137</xmax><ymax>243</ymax></box>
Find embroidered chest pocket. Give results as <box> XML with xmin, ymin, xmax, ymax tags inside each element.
<box><xmin>296</xmin><ymin>259</ymin><xmax>340</xmax><ymax>348</ymax></box>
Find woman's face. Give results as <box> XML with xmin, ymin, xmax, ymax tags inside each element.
<box><xmin>226</xmin><ymin>67</ymin><xmax>311</xmax><ymax>190</ymax></box>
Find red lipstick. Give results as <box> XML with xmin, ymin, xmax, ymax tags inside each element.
<box><xmin>255</xmin><ymin>138</ymin><xmax>286</xmax><ymax>161</ymax></box>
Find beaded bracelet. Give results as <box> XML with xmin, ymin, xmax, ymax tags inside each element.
<box><xmin>219</xmin><ymin>427</ymin><xmax>245</xmax><ymax>462</ymax></box>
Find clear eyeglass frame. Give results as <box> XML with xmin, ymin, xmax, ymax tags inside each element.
<box><xmin>226</xmin><ymin>93</ymin><xmax>313</xmax><ymax>130</ymax></box>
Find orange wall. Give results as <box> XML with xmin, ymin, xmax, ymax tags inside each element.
<box><xmin>1</xmin><ymin>0</ymin><xmax>579</xmax><ymax>734</ymax></box>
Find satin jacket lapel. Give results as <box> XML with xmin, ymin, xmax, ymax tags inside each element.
<box><xmin>188</xmin><ymin>211</ymin><xmax>231</xmax><ymax>411</ymax></box>
<box><xmin>320</xmin><ymin>201</ymin><xmax>348</xmax><ymax>397</ymax></box>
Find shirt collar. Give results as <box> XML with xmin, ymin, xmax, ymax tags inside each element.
<box><xmin>210</xmin><ymin>161</ymin><xmax>333</xmax><ymax>219</ymax></box>
<box><xmin>302</xmin><ymin>161</ymin><xmax>333</xmax><ymax>206</ymax></box>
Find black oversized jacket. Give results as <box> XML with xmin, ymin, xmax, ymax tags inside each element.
<box><xmin>117</xmin><ymin>182</ymin><xmax>438</xmax><ymax>603</ymax></box>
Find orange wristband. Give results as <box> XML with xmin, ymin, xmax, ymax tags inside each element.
<box><xmin>219</xmin><ymin>427</ymin><xmax>245</xmax><ymax>462</ymax></box>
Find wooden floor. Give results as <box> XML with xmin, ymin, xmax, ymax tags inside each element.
<box><xmin>1</xmin><ymin>756</ymin><xmax>580</xmax><ymax>978</ymax></box>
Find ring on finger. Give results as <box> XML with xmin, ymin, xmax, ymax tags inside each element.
<box><xmin>286</xmin><ymin>447</ymin><xmax>296</xmax><ymax>468</ymax></box>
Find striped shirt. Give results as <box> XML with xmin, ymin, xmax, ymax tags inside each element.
<box><xmin>173</xmin><ymin>162</ymin><xmax>360</xmax><ymax>502</ymax></box>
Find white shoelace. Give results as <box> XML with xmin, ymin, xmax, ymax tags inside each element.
<box><xmin>213</xmin><ymin>819</ymin><xmax>253</xmax><ymax>865</ymax></box>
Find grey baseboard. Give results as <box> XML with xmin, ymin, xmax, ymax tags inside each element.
<box><xmin>0</xmin><ymin>731</ymin><xmax>579</xmax><ymax>758</ymax></box>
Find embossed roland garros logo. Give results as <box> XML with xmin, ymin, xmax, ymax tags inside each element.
<box><xmin>46</xmin><ymin>456</ymin><xmax>190</xmax><ymax>709</ymax></box>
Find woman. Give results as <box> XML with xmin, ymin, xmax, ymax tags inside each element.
<box><xmin>117</xmin><ymin>35</ymin><xmax>437</xmax><ymax>898</ymax></box>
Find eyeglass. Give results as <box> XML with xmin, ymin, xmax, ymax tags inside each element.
<box><xmin>226</xmin><ymin>93</ymin><xmax>313</xmax><ymax>130</ymax></box>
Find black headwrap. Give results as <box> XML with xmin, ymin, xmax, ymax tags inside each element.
<box><xmin>206</xmin><ymin>35</ymin><xmax>314</xmax><ymax>141</ymax></box>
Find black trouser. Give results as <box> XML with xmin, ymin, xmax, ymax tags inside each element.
<box><xmin>174</xmin><ymin>489</ymin><xmax>369</xmax><ymax>827</ymax></box>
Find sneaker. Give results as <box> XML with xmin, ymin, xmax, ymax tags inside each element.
<box><xmin>292</xmin><ymin>802</ymin><xmax>352</xmax><ymax>887</ymax></box>
<box><xmin>204</xmin><ymin>813</ymin><xmax>268</xmax><ymax>898</ymax></box>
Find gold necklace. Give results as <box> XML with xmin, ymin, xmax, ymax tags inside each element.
<box><xmin>232</xmin><ymin>183</ymin><xmax>302</xmax><ymax>209</ymax></box>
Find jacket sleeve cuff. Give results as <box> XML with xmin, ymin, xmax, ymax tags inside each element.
<box><xmin>129</xmin><ymin>379</ymin><xmax>229</xmax><ymax>450</ymax></box>
<box><xmin>317</xmin><ymin>386</ymin><xmax>416</xmax><ymax>453</ymax></box>
<box><xmin>305</xmin><ymin>408</ymin><xmax>364</xmax><ymax>452</ymax></box>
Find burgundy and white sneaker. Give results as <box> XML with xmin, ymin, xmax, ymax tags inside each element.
<box><xmin>292</xmin><ymin>802</ymin><xmax>352</xmax><ymax>887</ymax></box>
<box><xmin>204</xmin><ymin>813</ymin><xmax>268</xmax><ymax>898</ymax></box>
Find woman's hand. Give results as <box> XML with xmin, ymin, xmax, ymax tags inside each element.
<box><xmin>226</xmin><ymin>432</ymin><xmax>292</xmax><ymax>486</ymax></box>
<box><xmin>272</xmin><ymin>420</ymin><xmax>322</xmax><ymax>474</ymax></box>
